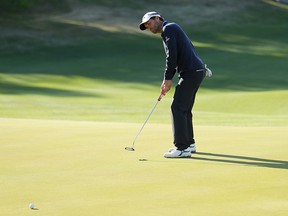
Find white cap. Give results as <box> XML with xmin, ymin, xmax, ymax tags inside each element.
<box><xmin>139</xmin><ymin>11</ymin><xmax>162</xmax><ymax>30</ymax></box>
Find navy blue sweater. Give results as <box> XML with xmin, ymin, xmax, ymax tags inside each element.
<box><xmin>161</xmin><ymin>21</ymin><xmax>203</xmax><ymax>80</ymax></box>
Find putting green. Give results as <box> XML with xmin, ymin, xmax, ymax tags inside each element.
<box><xmin>1</xmin><ymin>118</ymin><xmax>287</xmax><ymax>216</ymax></box>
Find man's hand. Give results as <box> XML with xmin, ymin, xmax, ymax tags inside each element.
<box><xmin>160</xmin><ymin>80</ymin><xmax>173</xmax><ymax>95</ymax></box>
<box><xmin>204</xmin><ymin>64</ymin><xmax>213</xmax><ymax>77</ymax></box>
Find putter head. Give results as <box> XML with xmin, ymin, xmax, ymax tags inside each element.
<box><xmin>125</xmin><ymin>147</ymin><xmax>135</xmax><ymax>151</ymax></box>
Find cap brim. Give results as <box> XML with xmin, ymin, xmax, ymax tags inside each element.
<box><xmin>139</xmin><ymin>23</ymin><xmax>146</xmax><ymax>30</ymax></box>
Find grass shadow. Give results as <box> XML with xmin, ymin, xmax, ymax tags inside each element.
<box><xmin>1</xmin><ymin>26</ymin><xmax>287</xmax><ymax>92</ymax></box>
<box><xmin>0</xmin><ymin>81</ymin><xmax>99</xmax><ymax>97</ymax></box>
<box><xmin>0</xmin><ymin>1</ymin><xmax>288</xmax><ymax>93</ymax></box>
<box><xmin>192</xmin><ymin>152</ymin><xmax>288</xmax><ymax>170</ymax></box>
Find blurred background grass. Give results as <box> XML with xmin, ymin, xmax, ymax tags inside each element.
<box><xmin>0</xmin><ymin>0</ymin><xmax>287</xmax><ymax>126</ymax></box>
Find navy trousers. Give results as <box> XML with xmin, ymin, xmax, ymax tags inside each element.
<box><xmin>171</xmin><ymin>70</ymin><xmax>205</xmax><ymax>150</ymax></box>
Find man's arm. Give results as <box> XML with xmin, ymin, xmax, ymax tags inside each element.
<box><xmin>160</xmin><ymin>25</ymin><xmax>178</xmax><ymax>96</ymax></box>
<box><xmin>162</xmin><ymin>25</ymin><xmax>178</xmax><ymax>80</ymax></box>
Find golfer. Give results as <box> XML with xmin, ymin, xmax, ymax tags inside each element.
<box><xmin>139</xmin><ymin>11</ymin><xmax>211</xmax><ymax>158</ymax></box>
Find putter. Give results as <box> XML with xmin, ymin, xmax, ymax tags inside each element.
<box><xmin>125</xmin><ymin>94</ymin><xmax>163</xmax><ymax>151</ymax></box>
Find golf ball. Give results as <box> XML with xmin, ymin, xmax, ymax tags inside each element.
<box><xmin>29</xmin><ymin>203</ymin><xmax>34</xmax><ymax>209</ymax></box>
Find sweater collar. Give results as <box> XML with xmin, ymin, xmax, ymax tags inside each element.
<box><xmin>162</xmin><ymin>20</ymin><xmax>168</xmax><ymax>27</ymax></box>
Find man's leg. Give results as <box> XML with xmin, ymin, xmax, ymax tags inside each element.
<box><xmin>186</xmin><ymin>71</ymin><xmax>205</xmax><ymax>144</ymax></box>
<box><xmin>187</xmin><ymin>88</ymin><xmax>199</xmax><ymax>144</ymax></box>
<box><xmin>186</xmin><ymin>104</ymin><xmax>194</xmax><ymax>144</ymax></box>
<box><xmin>171</xmin><ymin>99</ymin><xmax>189</xmax><ymax>150</ymax></box>
<box><xmin>171</xmin><ymin>72</ymin><xmax>204</xmax><ymax>150</ymax></box>
<box><xmin>171</xmin><ymin>78</ymin><xmax>194</xmax><ymax>150</ymax></box>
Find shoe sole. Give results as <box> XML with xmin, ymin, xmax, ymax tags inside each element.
<box><xmin>168</xmin><ymin>149</ymin><xmax>196</xmax><ymax>153</ymax></box>
<box><xmin>164</xmin><ymin>155</ymin><xmax>191</xmax><ymax>158</ymax></box>
<box><xmin>164</xmin><ymin>151</ymin><xmax>192</xmax><ymax>158</ymax></box>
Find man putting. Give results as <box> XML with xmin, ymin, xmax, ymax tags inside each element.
<box><xmin>139</xmin><ymin>11</ymin><xmax>211</xmax><ymax>158</ymax></box>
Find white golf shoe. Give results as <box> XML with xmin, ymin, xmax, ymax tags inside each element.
<box><xmin>169</xmin><ymin>143</ymin><xmax>196</xmax><ymax>153</ymax></box>
<box><xmin>163</xmin><ymin>148</ymin><xmax>191</xmax><ymax>158</ymax></box>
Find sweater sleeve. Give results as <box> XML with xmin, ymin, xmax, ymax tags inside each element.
<box><xmin>162</xmin><ymin>25</ymin><xmax>177</xmax><ymax>80</ymax></box>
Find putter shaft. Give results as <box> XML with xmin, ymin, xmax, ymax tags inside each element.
<box><xmin>127</xmin><ymin>94</ymin><xmax>163</xmax><ymax>151</ymax></box>
<box><xmin>132</xmin><ymin>99</ymin><xmax>159</xmax><ymax>148</ymax></box>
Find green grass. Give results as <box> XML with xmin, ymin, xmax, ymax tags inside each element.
<box><xmin>0</xmin><ymin>1</ymin><xmax>287</xmax><ymax>125</ymax></box>
<box><xmin>0</xmin><ymin>26</ymin><xmax>287</xmax><ymax>125</ymax></box>
<box><xmin>1</xmin><ymin>119</ymin><xmax>287</xmax><ymax>216</ymax></box>
<box><xmin>0</xmin><ymin>1</ymin><xmax>288</xmax><ymax>215</ymax></box>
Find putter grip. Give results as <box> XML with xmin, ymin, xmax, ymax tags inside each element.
<box><xmin>158</xmin><ymin>94</ymin><xmax>164</xmax><ymax>101</ymax></box>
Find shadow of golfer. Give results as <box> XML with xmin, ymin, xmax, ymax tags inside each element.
<box><xmin>192</xmin><ymin>152</ymin><xmax>288</xmax><ymax>170</ymax></box>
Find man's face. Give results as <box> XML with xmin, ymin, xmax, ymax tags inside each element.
<box><xmin>144</xmin><ymin>17</ymin><xmax>162</xmax><ymax>34</ymax></box>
